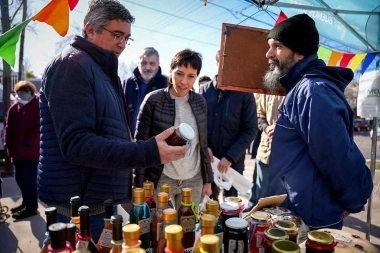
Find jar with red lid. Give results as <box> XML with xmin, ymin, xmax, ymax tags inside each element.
<box><xmin>248</xmin><ymin>211</ymin><xmax>272</xmax><ymax>253</ymax></box>
<box><xmin>305</xmin><ymin>231</ymin><xmax>336</xmax><ymax>253</ymax></box>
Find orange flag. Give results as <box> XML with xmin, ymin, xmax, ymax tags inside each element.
<box><xmin>275</xmin><ymin>11</ymin><xmax>288</xmax><ymax>26</ymax></box>
<box><xmin>32</xmin><ymin>0</ymin><xmax>70</xmax><ymax>36</ymax></box>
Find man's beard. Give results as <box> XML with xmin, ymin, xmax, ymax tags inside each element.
<box><xmin>263</xmin><ymin>53</ymin><xmax>296</xmax><ymax>92</ymax></box>
<box><xmin>141</xmin><ymin>71</ymin><xmax>156</xmax><ymax>83</ymax></box>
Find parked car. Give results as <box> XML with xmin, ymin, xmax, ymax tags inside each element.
<box><xmin>354</xmin><ymin>118</ymin><xmax>370</xmax><ymax>131</ymax></box>
<box><xmin>370</xmin><ymin>125</ymin><xmax>380</xmax><ymax>139</ymax></box>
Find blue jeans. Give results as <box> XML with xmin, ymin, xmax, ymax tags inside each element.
<box><xmin>56</xmin><ymin>212</ymin><xmax>105</xmax><ymax>243</ymax></box>
<box><xmin>13</xmin><ymin>160</ymin><xmax>38</xmax><ymax>211</ymax></box>
<box><xmin>254</xmin><ymin>159</ymin><xmax>270</xmax><ymax>203</ymax></box>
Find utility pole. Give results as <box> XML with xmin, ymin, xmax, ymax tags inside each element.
<box><xmin>1</xmin><ymin>0</ymin><xmax>14</xmax><ymax>176</ymax></box>
<box><xmin>18</xmin><ymin>0</ymin><xmax>27</xmax><ymax>81</ymax></box>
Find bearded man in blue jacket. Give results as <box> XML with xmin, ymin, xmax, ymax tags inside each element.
<box><xmin>265</xmin><ymin>14</ymin><xmax>373</xmax><ymax>230</ymax></box>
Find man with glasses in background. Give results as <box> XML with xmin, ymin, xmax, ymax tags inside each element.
<box><xmin>38</xmin><ymin>0</ymin><xmax>187</xmax><ymax>241</ymax></box>
<box><xmin>123</xmin><ymin>47</ymin><xmax>167</xmax><ymax>136</ymax></box>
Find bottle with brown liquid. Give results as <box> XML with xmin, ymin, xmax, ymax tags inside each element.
<box><xmin>96</xmin><ymin>199</ymin><xmax>114</xmax><ymax>253</ymax></box>
<box><xmin>160</xmin><ymin>183</ymin><xmax>174</xmax><ymax>208</ymax></box>
<box><xmin>178</xmin><ymin>188</ymin><xmax>198</xmax><ymax>252</ymax></box>
<box><xmin>152</xmin><ymin>192</ymin><xmax>169</xmax><ymax>253</ymax></box>
<box><xmin>143</xmin><ymin>181</ymin><xmax>157</xmax><ymax>228</ymax></box>
<box><xmin>121</xmin><ymin>224</ymin><xmax>145</xmax><ymax>253</ymax></box>
<box><xmin>70</xmin><ymin>196</ymin><xmax>81</xmax><ymax>228</ymax></box>
<box><xmin>199</xmin><ymin>234</ymin><xmax>220</xmax><ymax>253</ymax></box>
<box><xmin>157</xmin><ymin>208</ymin><xmax>177</xmax><ymax>253</ymax></box>
<box><xmin>193</xmin><ymin>214</ymin><xmax>216</xmax><ymax>253</ymax></box>
<box><xmin>47</xmin><ymin>223</ymin><xmax>72</xmax><ymax>253</ymax></box>
<box><xmin>109</xmin><ymin>215</ymin><xmax>124</xmax><ymax>253</ymax></box>
<box><xmin>41</xmin><ymin>207</ymin><xmax>57</xmax><ymax>253</ymax></box>
<box><xmin>165</xmin><ymin>225</ymin><xmax>184</xmax><ymax>253</ymax></box>
<box><xmin>129</xmin><ymin>188</ymin><xmax>151</xmax><ymax>251</ymax></box>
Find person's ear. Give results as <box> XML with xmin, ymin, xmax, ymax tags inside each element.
<box><xmin>85</xmin><ymin>23</ymin><xmax>95</xmax><ymax>39</ymax></box>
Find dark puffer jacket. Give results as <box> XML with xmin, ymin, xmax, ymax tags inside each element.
<box><xmin>38</xmin><ymin>36</ymin><xmax>161</xmax><ymax>216</ymax></box>
<box><xmin>134</xmin><ymin>87</ymin><xmax>213</xmax><ymax>188</ymax></box>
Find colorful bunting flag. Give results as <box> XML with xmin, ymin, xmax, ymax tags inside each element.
<box><xmin>328</xmin><ymin>51</ymin><xmax>344</xmax><ymax>66</ymax></box>
<box><xmin>317</xmin><ymin>46</ymin><xmax>331</xmax><ymax>61</ymax></box>
<box><xmin>339</xmin><ymin>53</ymin><xmax>355</xmax><ymax>68</ymax></box>
<box><xmin>68</xmin><ymin>0</ymin><xmax>79</xmax><ymax>11</ymax></box>
<box><xmin>32</xmin><ymin>0</ymin><xmax>70</xmax><ymax>36</ymax></box>
<box><xmin>349</xmin><ymin>54</ymin><xmax>367</xmax><ymax>72</ymax></box>
<box><xmin>361</xmin><ymin>53</ymin><xmax>378</xmax><ymax>73</ymax></box>
<box><xmin>0</xmin><ymin>19</ymin><xmax>31</xmax><ymax>67</ymax></box>
<box><xmin>275</xmin><ymin>11</ymin><xmax>288</xmax><ymax>26</ymax></box>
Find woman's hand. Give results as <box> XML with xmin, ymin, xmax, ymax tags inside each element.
<box><xmin>202</xmin><ymin>183</ymin><xmax>212</xmax><ymax>197</ymax></box>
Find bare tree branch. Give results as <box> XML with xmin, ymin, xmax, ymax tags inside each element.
<box><xmin>10</xmin><ymin>0</ymin><xmax>23</xmax><ymax>24</ymax></box>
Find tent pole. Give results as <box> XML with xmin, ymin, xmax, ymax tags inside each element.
<box><xmin>367</xmin><ymin>117</ymin><xmax>377</xmax><ymax>241</ymax></box>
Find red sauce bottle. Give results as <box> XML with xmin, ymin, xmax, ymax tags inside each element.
<box><xmin>178</xmin><ymin>188</ymin><xmax>198</xmax><ymax>251</ymax></box>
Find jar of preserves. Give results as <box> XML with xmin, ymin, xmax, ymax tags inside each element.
<box><xmin>272</xmin><ymin>240</ymin><xmax>300</xmax><ymax>253</ymax></box>
<box><xmin>248</xmin><ymin>211</ymin><xmax>272</xmax><ymax>253</ymax></box>
<box><xmin>223</xmin><ymin>217</ymin><xmax>248</xmax><ymax>253</ymax></box>
<box><xmin>165</xmin><ymin>123</ymin><xmax>194</xmax><ymax>153</ymax></box>
<box><xmin>274</xmin><ymin>220</ymin><xmax>298</xmax><ymax>243</ymax></box>
<box><xmin>306</xmin><ymin>231</ymin><xmax>336</xmax><ymax>253</ymax></box>
<box><xmin>219</xmin><ymin>202</ymin><xmax>240</xmax><ymax>230</ymax></box>
<box><xmin>262</xmin><ymin>228</ymin><xmax>288</xmax><ymax>253</ymax></box>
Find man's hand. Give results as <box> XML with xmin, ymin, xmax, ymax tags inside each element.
<box><xmin>202</xmin><ymin>183</ymin><xmax>212</xmax><ymax>197</ymax></box>
<box><xmin>208</xmin><ymin>148</ymin><xmax>214</xmax><ymax>163</ymax></box>
<box><xmin>217</xmin><ymin>157</ymin><xmax>232</xmax><ymax>173</ymax></box>
<box><xmin>156</xmin><ymin>127</ymin><xmax>187</xmax><ymax>164</ymax></box>
<box><xmin>265</xmin><ymin>125</ymin><xmax>275</xmax><ymax>139</ymax></box>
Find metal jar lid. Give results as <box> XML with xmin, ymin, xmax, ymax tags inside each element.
<box><xmin>307</xmin><ymin>231</ymin><xmax>335</xmax><ymax>245</ymax></box>
<box><xmin>275</xmin><ymin>220</ymin><xmax>298</xmax><ymax>232</ymax></box>
<box><xmin>225</xmin><ymin>217</ymin><xmax>248</xmax><ymax>229</ymax></box>
<box><xmin>272</xmin><ymin>240</ymin><xmax>300</xmax><ymax>253</ymax></box>
<box><xmin>264</xmin><ymin>228</ymin><xmax>289</xmax><ymax>241</ymax></box>
<box><xmin>220</xmin><ymin>201</ymin><xmax>239</xmax><ymax>211</ymax></box>
<box><xmin>224</xmin><ymin>197</ymin><xmax>242</xmax><ymax>205</ymax></box>
<box><xmin>251</xmin><ymin>211</ymin><xmax>271</xmax><ymax>221</ymax></box>
<box><xmin>178</xmin><ymin>123</ymin><xmax>195</xmax><ymax>140</ymax></box>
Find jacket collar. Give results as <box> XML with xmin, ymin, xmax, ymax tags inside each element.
<box><xmin>71</xmin><ymin>36</ymin><xmax>119</xmax><ymax>81</ymax></box>
<box><xmin>163</xmin><ymin>86</ymin><xmax>195</xmax><ymax>102</ymax></box>
<box><xmin>280</xmin><ymin>54</ymin><xmax>318</xmax><ymax>93</ymax></box>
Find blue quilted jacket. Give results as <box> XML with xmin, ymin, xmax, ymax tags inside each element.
<box><xmin>38</xmin><ymin>36</ymin><xmax>161</xmax><ymax>216</ymax></box>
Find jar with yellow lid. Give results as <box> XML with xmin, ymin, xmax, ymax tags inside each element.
<box><xmin>305</xmin><ymin>231</ymin><xmax>336</xmax><ymax>253</ymax></box>
<box><xmin>272</xmin><ymin>240</ymin><xmax>300</xmax><ymax>253</ymax></box>
<box><xmin>224</xmin><ymin>197</ymin><xmax>242</xmax><ymax>206</ymax></box>
<box><xmin>249</xmin><ymin>211</ymin><xmax>272</xmax><ymax>253</ymax></box>
<box><xmin>274</xmin><ymin>220</ymin><xmax>299</xmax><ymax>243</ymax></box>
<box><xmin>262</xmin><ymin>228</ymin><xmax>289</xmax><ymax>253</ymax></box>
<box><xmin>200</xmin><ymin>234</ymin><xmax>220</xmax><ymax>253</ymax></box>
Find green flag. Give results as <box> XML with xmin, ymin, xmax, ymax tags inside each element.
<box><xmin>0</xmin><ymin>18</ymin><xmax>31</xmax><ymax>67</ymax></box>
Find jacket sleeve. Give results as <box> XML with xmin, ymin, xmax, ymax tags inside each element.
<box><xmin>225</xmin><ymin>93</ymin><xmax>259</xmax><ymax>164</ymax></box>
<box><xmin>134</xmin><ymin>94</ymin><xmax>155</xmax><ymax>187</ymax></box>
<box><xmin>256</xmin><ymin>94</ymin><xmax>269</xmax><ymax>132</ymax></box>
<box><xmin>298</xmin><ymin>85</ymin><xmax>373</xmax><ymax>213</ymax></box>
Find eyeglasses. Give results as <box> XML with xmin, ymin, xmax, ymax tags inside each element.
<box><xmin>102</xmin><ymin>27</ymin><xmax>133</xmax><ymax>45</ymax></box>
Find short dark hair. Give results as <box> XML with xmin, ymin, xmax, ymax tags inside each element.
<box><xmin>14</xmin><ymin>80</ymin><xmax>36</xmax><ymax>94</ymax></box>
<box><xmin>199</xmin><ymin>75</ymin><xmax>211</xmax><ymax>83</ymax></box>
<box><xmin>82</xmin><ymin>0</ymin><xmax>135</xmax><ymax>38</ymax></box>
<box><xmin>170</xmin><ymin>49</ymin><xmax>202</xmax><ymax>76</ymax></box>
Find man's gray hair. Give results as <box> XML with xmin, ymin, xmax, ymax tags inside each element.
<box><xmin>139</xmin><ymin>47</ymin><xmax>160</xmax><ymax>62</ymax></box>
<box><xmin>82</xmin><ymin>0</ymin><xmax>135</xmax><ymax>38</ymax></box>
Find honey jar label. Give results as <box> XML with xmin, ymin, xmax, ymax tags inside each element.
<box><xmin>97</xmin><ymin>228</ymin><xmax>112</xmax><ymax>247</ymax></box>
<box><xmin>139</xmin><ymin>218</ymin><xmax>151</xmax><ymax>235</ymax></box>
<box><xmin>180</xmin><ymin>215</ymin><xmax>196</xmax><ymax>233</ymax></box>
<box><xmin>228</xmin><ymin>239</ymin><xmax>245</xmax><ymax>253</ymax></box>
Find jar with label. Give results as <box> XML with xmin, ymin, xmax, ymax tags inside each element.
<box><xmin>223</xmin><ymin>217</ymin><xmax>248</xmax><ymax>253</ymax></box>
<box><xmin>165</xmin><ymin>123</ymin><xmax>195</xmax><ymax>155</ymax></box>
<box><xmin>272</xmin><ymin>240</ymin><xmax>300</xmax><ymax>253</ymax></box>
<box><xmin>274</xmin><ymin>220</ymin><xmax>298</xmax><ymax>243</ymax></box>
<box><xmin>305</xmin><ymin>231</ymin><xmax>336</xmax><ymax>253</ymax></box>
<box><xmin>129</xmin><ymin>188</ymin><xmax>151</xmax><ymax>251</ymax></box>
<box><xmin>219</xmin><ymin>201</ymin><xmax>240</xmax><ymax>230</ymax></box>
<box><xmin>178</xmin><ymin>188</ymin><xmax>198</xmax><ymax>252</ymax></box>
<box><xmin>248</xmin><ymin>211</ymin><xmax>272</xmax><ymax>253</ymax></box>
<box><xmin>261</xmin><ymin>228</ymin><xmax>289</xmax><ymax>253</ymax></box>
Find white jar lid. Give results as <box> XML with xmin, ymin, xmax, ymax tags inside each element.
<box><xmin>225</xmin><ymin>217</ymin><xmax>248</xmax><ymax>229</ymax></box>
<box><xmin>178</xmin><ymin>123</ymin><xmax>195</xmax><ymax>140</ymax></box>
<box><xmin>220</xmin><ymin>201</ymin><xmax>239</xmax><ymax>211</ymax></box>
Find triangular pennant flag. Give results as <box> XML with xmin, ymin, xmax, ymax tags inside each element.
<box><xmin>32</xmin><ymin>0</ymin><xmax>69</xmax><ymax>36</ymax></box>
<box><xmin>275</xmin><ymin>11</ymin><xmax>288</xmax><ymax>26</ymax></box>
<box><xmin>361</xmin><ymin>53</ymin><xmax>377</xmax><ymax>74</ymax></box>
<box><xmin>68</xmin><ymin>0</ymin><xmax>79</xmax><ymax>11</ymax></box>
<box><xmin>376</xmin><ymin>58</ymin><xmax>380</xmax><ymax>69</ymax></box>
<box><xmin>339</xmin><ymin>53</ymin><xmax>355</xmax><ymax>68</ymax></box>
<box><xmin>349</xmin><ymin>53</ymin><xmax>366</xmax><ymax>72</ymax></box>
<box><xmin>327</xmin><ymin>51</ymin><xmax>343</xmax><ymax>66</ymax></box>
<box><xmin>317</xmin><ymin>46</ymin><xmax>332</xmax><ymax>61</ymax></box>
<box><xmin>0</xmin><ymin>19</ymin><xmax>31</xmax><ymax>67</ymax></box>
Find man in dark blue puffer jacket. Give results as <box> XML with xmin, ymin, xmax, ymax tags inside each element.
<box><xmin>38</xmin><ymin>0</ymin><xmax>186</xmax><ymax>241</ymax></box>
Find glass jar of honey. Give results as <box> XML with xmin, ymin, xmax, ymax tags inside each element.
<box><xmin>306</xmin><ymin>231</ymin><xmax>336</xmax><ymax>253</ymax></box>
<box><xmin>248</xmin><ymin>211</ymin><xmax>272</xmax><ymax>253</ymax></box>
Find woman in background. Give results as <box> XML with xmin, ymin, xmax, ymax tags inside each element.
<box><xmin>4</xmin><ymin>80</ymin><xmax>40</xmax><ymax>220</ymax></box>
<box><xmin>135</xmin><ymin>49</ymin><xmax>213</xmax><ymax>208</ymax></box>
